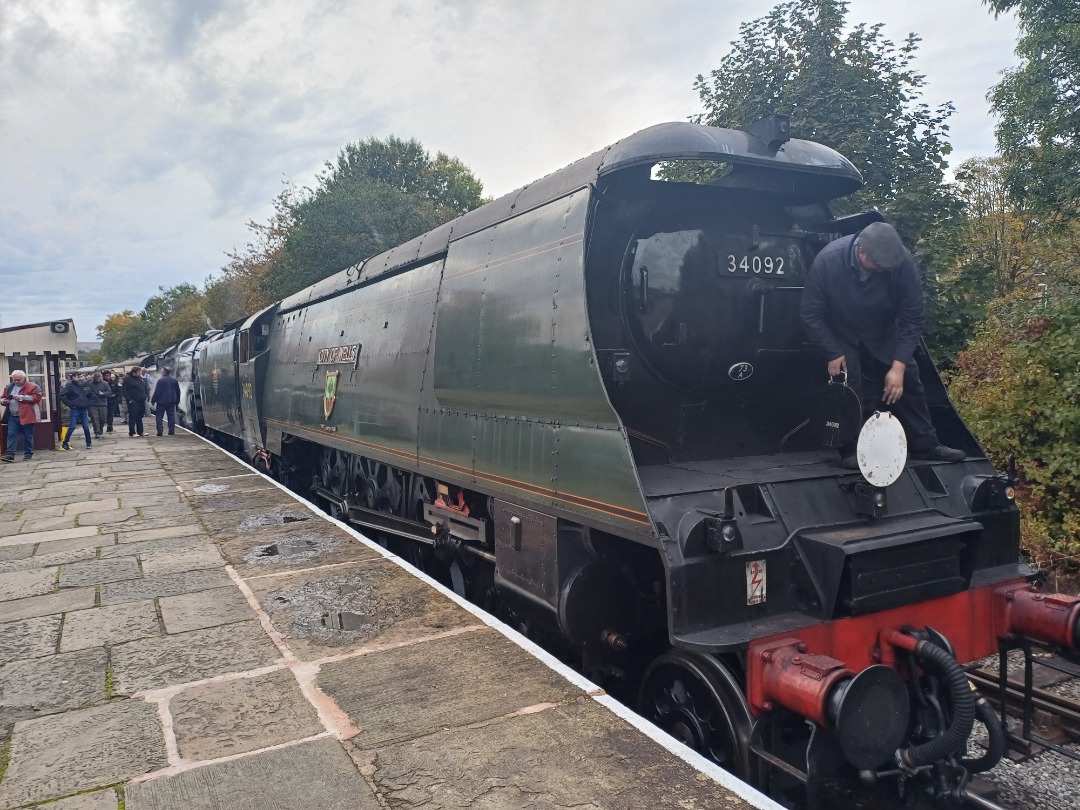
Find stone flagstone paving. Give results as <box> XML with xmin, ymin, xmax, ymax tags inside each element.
<box><xmin>0</xmin><ymin>431</ymin><xmax>758</xmax><ymax>810</ymax></box>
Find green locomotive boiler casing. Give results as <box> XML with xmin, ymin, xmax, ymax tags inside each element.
<box><xmin>257</xmin><ymin>185</ymin><xmax>652</xmax><ymax>536</ymax></box>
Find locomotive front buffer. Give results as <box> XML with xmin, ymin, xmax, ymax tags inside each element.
<box><xmin>745</xmin><ymin>586</ymin><xmax>1080</xmax><ymax>799</ymax></box>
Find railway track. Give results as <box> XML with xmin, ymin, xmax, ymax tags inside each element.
<box><xmin>968</xmin><ymin>650</ymin><xmax>1080</xmax><ymax>758</ymax></box>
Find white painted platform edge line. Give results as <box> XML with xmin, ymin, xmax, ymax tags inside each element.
<box><xmin>128</xmin><ymin>731</ymin><xmax>333</xmax><ymax>784</ymax></box>
<box><xmin>181</xmin><ymin>429</ymin><xmax>777</xmax><ymax>808</ymax></box>
<box><xmin>134</xmin><ymin>664</ymin><xmax>289</xmax><ymax>701</ymax></box>
<box><xmin>593</xmin><ymin>694</ymin><xmax>783</xmax><ymax>810</ymax></box>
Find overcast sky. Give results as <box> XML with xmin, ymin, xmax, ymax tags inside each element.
<box><xmin>0</xmin><ymin>0</ymin><xmax>1019</xmax><ymax>341</ymax></box>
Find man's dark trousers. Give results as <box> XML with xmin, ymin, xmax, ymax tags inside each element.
<box><xmin>155</xmin><ymin>404</ymin><xmax>177</xmax><ymax>436</ymax></box>
<box><xmin>65</xmin><ymin>408</ymin><xmax>92</xmax><ymax>448</ymax></box>
<box><xmin>835</xmin><ymin>338</ymin><xmax>940</xmax><ymax>454</ymax></box>
<box><xmin>4</xmin><ymin>413</ymin><xmax>34</xmax><ymax>459</ymax></box>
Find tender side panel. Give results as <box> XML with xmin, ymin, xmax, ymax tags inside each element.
<box><xmin>198</xmin><ymin>333</ymin><xmax>243</xmax><ymax>439</ymax></box>
<box><xmin>426</xmin><ymin>189</ymin><xmax>652</xmax><ymax>534</ymax></box>
<box><xmin>261</xmin><ymin>260</ymin><xmax>443</xmax><ymax>472</ymax></box>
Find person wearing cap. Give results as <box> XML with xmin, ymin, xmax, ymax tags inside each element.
<box><xmin>800</xmin><ymin>221</ymin><xmax>966</xmax><ymax>469</ymax></box>
<box><xmin>150</xmin><ymin>367</ymin><xmax>181</xmax><ymax>436</ymax></box>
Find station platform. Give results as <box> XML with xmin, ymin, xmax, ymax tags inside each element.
<box><xmin>0</xmin><ymin>431</ymin><xmax>776</xmax><ymax>810</ymax></box>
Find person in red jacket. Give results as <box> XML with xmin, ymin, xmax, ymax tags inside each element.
<box><xmin>1</xmin><ymin>370</ymin><xmax>43</xmax><ymax>462</ymax></box>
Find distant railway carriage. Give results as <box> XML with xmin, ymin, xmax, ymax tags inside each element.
<box><xmin>186</xmin><ymin>120</ymin><xmax>1080</xmax><ymax>803</ymax></box>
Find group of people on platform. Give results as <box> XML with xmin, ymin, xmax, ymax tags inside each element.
<box><xmin>0</xmin><ymin>366</ymin><xmax>181</xmax><ymax>462</ymax></box>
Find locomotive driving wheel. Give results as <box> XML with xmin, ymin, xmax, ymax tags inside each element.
<box><xmin>320</xmin><ymin>448</ymin><xmax>349</xmax><ymax>518</ymax></box>
<box><xmin>639</xmin><ymin>651</ymin><xmax>752</xmax><ymax>780</ymax></box>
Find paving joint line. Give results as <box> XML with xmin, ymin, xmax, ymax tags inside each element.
<box><xmin>128</xmin><ymin>731</ymin><xmax>334</xmax><ymax>784</ymax></box>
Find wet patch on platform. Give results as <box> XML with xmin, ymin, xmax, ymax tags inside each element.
<box><xmin>242</xmin><ymin>531</ymin><xmax>345</xmax><ymax>567</ymax></box>
<box><xmin>249</xmin><ymin>559</ymin><xmax>476</xmax><ymax>661</ymax></box>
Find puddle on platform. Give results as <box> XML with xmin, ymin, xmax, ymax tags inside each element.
<box><xmin>263</xmin><ymin>569</ymin><xmax>419</xmax><ymax>646</ymax></box>
<box><xmin>321</xmin><ymin>611</ymin><xmax>372</xmax><ymax>631</ymax></box>
<box><xmin>242</xmin><ymin>532</ymin><xmax>343</xmax><ymax>566</ymax></box>
<box><xmin>192</xmin><ymin>483</ymin><xmax>230</xmax><ymax>494</ymax></box>
<box><xmin>238</xmin><ymin>510</ymin><xmax>313</xmax><ymax>532</ymax></box>
<box><xmin>256</xmin><ymin>540</ymin><xmax>317</xmax><ymax>558</ymax></box>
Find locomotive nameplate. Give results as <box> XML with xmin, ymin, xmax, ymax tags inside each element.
<box><xmin>746</xmin><ymin>559</ymin><xmax>766</xmax><ymax>605</ymax></box>
<box><xmin>317</xmin><ymin>343</ymin><xmax>360</xmax><ymax>365</ymax></box>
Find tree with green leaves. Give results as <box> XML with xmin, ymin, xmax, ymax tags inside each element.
<box><xmin>96</xmin><ymin>284</ymin><xmax>202</xmax><ymax>360</ymax></box>
<box><xmin>934</xmin><ymin>156</ymin><xmax>1048</xmax><ymax>361</ymax></box>
<box><xmin>950</xmin><ymin>293</ymin><xmax>1080</xmax><ymax>566</ymax></box>
<box><xmin>986</xmin><ymin>0</ymin><xmax>1080</xmax><ymax>223</ymax></box>
<box><xmin>97</xmin><ymin>311</ymin><xmax>158</xmax><ymax>361</ymax></box>
<box><xmin>261</xmin><ymin>136</ymin><xmax>486</xmax><ymax>299</ymax></box>
<box><xmin>693</xmin><ymin>0</ymin><xmax>960</xmax><ymax>250</ymax></box>
<box><xmin>693</xmin><ymin>0</ymin><xmax>965</xmax><ymax>357</ymax></box>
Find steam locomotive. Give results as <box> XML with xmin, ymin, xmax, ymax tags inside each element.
<box><xmin>175</xmin><ymin>119</ymin><xmax>1080</xmax><ymax>804</ymax></box>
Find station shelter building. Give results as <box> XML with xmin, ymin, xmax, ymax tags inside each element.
<box><xmin>1</xmin><ymin>319</ymin><xmax>80</xmax><ymax>452</ymax></box>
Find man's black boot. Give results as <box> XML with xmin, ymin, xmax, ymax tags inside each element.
<box><xmin>911</xmin><ymin>445</ymin><xmax>966</xmax><ymax>463</ymax></box>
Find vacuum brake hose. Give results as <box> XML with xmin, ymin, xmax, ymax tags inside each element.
<box><xmin>890</xmin><ymin>633</ymin><xmax>977</xmax><ymax>769</ymax></box>
<box><xmin>959</xmin><ymin>691</ymin><xmax>1006</xmax><ymax>774</ymax></box>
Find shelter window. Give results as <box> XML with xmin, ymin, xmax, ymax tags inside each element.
<box><xmin>8</xmin><ymin>357</ymin><xmax>48</xmax><ymax>412</ymax></box>
<box><xmin>238</xmin><ymin>331</ymin><xmax>250</xmax><ymax>364</ymax></box>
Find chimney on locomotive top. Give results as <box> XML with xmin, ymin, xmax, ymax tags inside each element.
<box><xmin>746</xmin><ymin>114</ymin><xmax>791</xmax><ymax>152</ymax></box>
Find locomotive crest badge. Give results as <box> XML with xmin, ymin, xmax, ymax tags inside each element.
<box><xmin>324</xmin><ymin>370</ymin><xmax>340</xmax><ymax>420</ymax></box>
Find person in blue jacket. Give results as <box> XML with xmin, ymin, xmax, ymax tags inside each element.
<box><xmin>800</xmin><ymin>221</ymin><xmax>966</xmax><ymax>469</ymax></box>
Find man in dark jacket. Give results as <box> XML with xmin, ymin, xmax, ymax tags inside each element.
<box><xmin>800</xmin><ymin>221</ymin><xmax>966</xmax><ymax>469</ymax></box>
<box><xmin>86</xmin><ymin>372</ymin><xmax>111</xmax><ymax>438</ymax></box>
<box><xmin>122</xmin><ymin>367</ymin><xmax>150</xmax><ymax>437</ymax></box>
<box><xmin>60</xmin><ymin>372</ymin><xmax>92</xmax><ymax>450</ymax></box>
<box><xmin>102</xmin><ymin>370</ymin><xmax>121</xmax><ymax>432</ymax></box>
<box><xmin>151</xmin><ymin>367</ymin><xmax>182</xmax><ymax>436</ymax></box>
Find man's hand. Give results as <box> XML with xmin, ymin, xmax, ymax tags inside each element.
<box><xmin>828</xmin><ymin>355</ymin><xmax>847</xmax><ymax>378</ymax></box>
<box><xmin>884</xmin><ymin>361</ymin><xmax>906</xmax><ymax>405</ymax></box>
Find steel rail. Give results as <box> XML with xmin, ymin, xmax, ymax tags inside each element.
<box><xmin>968</xmin><ymin>667</ymin><xmax>1080</xmax><ymax>731</ymax></box>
